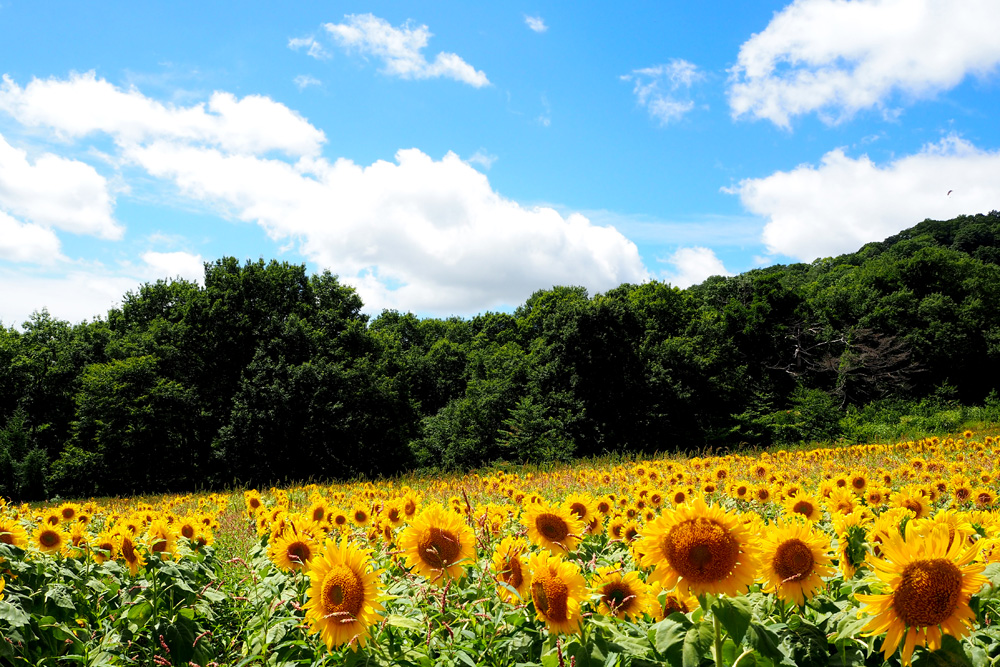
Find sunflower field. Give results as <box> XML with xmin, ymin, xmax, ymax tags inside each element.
<box><xmin>5</xmin><ymin>432</ymin><xmax>1000</xmax><ymax>666</ymax></box>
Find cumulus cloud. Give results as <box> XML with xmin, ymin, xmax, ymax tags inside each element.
<box><xmin>0</xmin><ymin>265</ymin><xmax>144</xmax><ymax>327</ymax></box>
<box><xmin>293</xmin><ymin>74</ymin><xmax>322</xmax><ymax>90</ymax></box>
<box><xmin>729</xmin><ymin>0</ymin><xmax>1000</xmax><ymax>127</ymax></box>
<box><xmin>0</xmin><ymin>72</ymin><xmax>325</xmax><ymax>157</ymax></box>
<box><xmin>288</xmin><ymin>36</ymin><xmax>331</xmax><ymax>60</ymax></box>
<box><xmin>662</xmin><ymin>246</ymin><xmax>731</xmax><ymax>287</ymax></box>
<box><xmin>122</xmin><ymin>142</ymin><xmax>647</xmax><ymax>313</ymax></box>
<box><xmin>141</xmin><ymin>251</ymin><xmax>205</xmax><ymax>283</ymax></box>
<box><xmin>324</xmin><ymin>14</ymin><xmax>490</xmax><ymax>87</ymax></box>
<box><xmin>0</xmin><ymin>73</ymin><xmax>646</xmax><ymax>315</ymax></box>
<box><xmin>465</xmin><ymin>149</ymin><xmax>497</xmax><ymax>170</ymax></box>
<box><xmin>0</xmin><ymin>212</ymin><xmax>64</xmax><ymax>264</ymax></box>
<box><xmin>0</xmin><ymin>132</ymin><xmax>120</xmax><ymax>239</ymax></box>
<box><xmin>622</xmin><ymin>60</ymin><xmax>703</xmax><ymax>124</ymax></box>
<box><xmin>525</xmin><ymin>16</ymin><xmax>548</xmax><ymax>33</ymax></box>
<box><xmin>729</xmin><ymin>135</ymin><xmax>1000</xmax><ymax>261</ymax></box>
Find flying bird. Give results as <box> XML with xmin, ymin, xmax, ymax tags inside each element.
<box><xmin>947</xmin><ymin>190</ymin><xmax>953</xmax><ymax>196</ymax></box>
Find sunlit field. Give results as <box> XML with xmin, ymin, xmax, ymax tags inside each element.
<box><xmin>5</xmin><ymin>432</ymin><xmax>1000</xmax><ymax>666</ymax></box>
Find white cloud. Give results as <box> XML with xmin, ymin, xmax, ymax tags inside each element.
<box><xmin>622</xmin><ymin>60</ymin><xmax>703</xmax><ymax>124</ymax></box>
<box><xmin>0</xmin><ymin>132</ymin><xmax>120</xmax><ymax>239</ymax></box>
<box><xmin>0</xmin><ymin>72</ymin><xmax>325</xmax><ymax>157</ymax></box>
<box><xmin>728</xmin><ymin>0</ymin><xmax>1000</xmax><ymax>128</ymax></box>
<box><xmin>0</xmin><ymin>211</ymin><xmax>64</xmax><ymax>264</ymax></box>
<box><xmin>122</xmin><ymin>143</ymin><xmax>648</xmax><ymax>314</ymax></box>
<box><xmin>0</xmin><ymin>73</ymin><xmax>646</xmax><ymax>315</ymax></box>
<box><xmin>324</xmin><ymin>14</ymin><xmax>490</xmax><ymax>87</ymax></box>
<box><xmin>293</xmin><ymin>74</ymin><xmax>322</xmax><ymax>90</ymax></box>
<box><xmin>662</xmin><ymin>246</ymin><xmax>732</xmax><ymax>287</ymax></box>
<box><xmin>288</xmin><ymin>36</ymin><xmax>331</xmax><ymax>60</ymax></box>
<box><xmin>729</xmin><ymin>135</ymin><xmax>1000</xmax><ymax>261</ymax></box>
<box><xmin>525</xmin><ymin>15</ymin><xmax>548</xmax><ymax>33</ymax></box>
<box><xmin>0</xmin><ymin>266</ymin><xmax>139</xmax><ymax>327</ymax></box>
<box><xmin>466</xmin><ymin>149</ymin><xmax>497</xmax><ymax>170</ymax></box>
<box><xmin>141</xmin><ymin>251</ymin><xmax>205</xmax><ymax>283</ymax></box>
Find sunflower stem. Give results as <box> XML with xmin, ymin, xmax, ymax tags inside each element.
<box><xmin>713</xmin><ymin>611</ymin><xmax>724</xmax><ymax>667</ymax></box>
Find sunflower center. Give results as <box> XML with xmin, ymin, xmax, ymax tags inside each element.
<box><xmin>772</xmin><ymin>539</ymin><xmax>815</xmax><ymax>582</ymax></box>
<box><xmin>0</xmin><ymin>533</ymin><xmax>13</xmax><ymax>545</ymax></box>
<box><xmin>663</xmin><ymin>518</ymin><xmax>740</xmax><ymax>583</ymax></box>
<box><xmin>121</xmin><ymin>537</ymin><xmax>138</xmax><ymax>562</ymax></box>
<box><xmin>892</xmin><ymin>558</ymin><xmax>963</xmax><ymax>628</ymax></box>
<box><xmin>601</xmin><ymin>581</ymin><xmax>635</xmax><ymax>612</ymax></box>
<box><xmin>181</xmin><ymin>525</ymin><xmax>195</xmax><ymax>539</ymax></box>
<box><xmin>903</xmin><ymin>500</ymin><xmax>923</xmax><ymax>517</ymax></box>
<box><xmin>500</xmin><ymin>557</ymin><xmax>524</xmax><ymax>588</ymax></box>
<box><xmin>531</xmin><ymin>574</ymin><xmax>570</xmax><ymax>621</ymax></box>
<box><xmin>569</xmin><ymin>503</ymin><xmax>587</xmax><ymax>519</ymax></box>
<box><xmin>851</xmin><ymin>477</ymin><xmax>866</xmax><ymax>490</ymax></box>
<box><xmin>536</xmin><ymin>514</ymin><xmax>570</xmax><ymax>542</ymax></box>
<box><xmin>39</xmin><ymin>530</ymin><xmax>60</xmax><ymax>548</ymax></box>
<box><xmin>321</xmin><ymin>564</ymin><xmax>364</xmax><ymax>620</ymax></box>
<box><xmin>662</xmin><ymin>594</ymin><xmax>689</xmax><ymax>617</ymax></box>
<box><xmin>792</xmin><ymin>500</ymin><xmax>814</xmax><ymax>517</ymax></box>
<box><xmin>287</xmin><ymin>541</ymin><xmax>312</xmax><ymax>564</ymax></box>
<box><xmin>417</xmin><ymin>527</ymin><xmax>461</xmax><ymax>569</ymax></box>
<box><xmin>312</xmin><ymin>507</ymin><xmax>326</xmax><ymax>522</ymax></box>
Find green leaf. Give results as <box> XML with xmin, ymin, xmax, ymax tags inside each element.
<box><xmin>456</xmin><ymin>650</ymin><xmax>478</xmax><ymax>667</ymax></box>
<box><xmin>126</xmin><ymin>600</ymin><xmax>153</xmax><ymax>624</ymax></box>
<box><xmin>653</xmin><ymin>616</ymin><xmax>689</xmax><ymax>663</ymax></box>
<box><xmin>911</xmin><ymin>634</ymin><xmax>973</xmax><ymax>667</ymax></box>
<box><xmin>682</xmin><ymin>620</ymin><xmax>715</xmax><ymax>667</ymax></box>
<box><xmin>0</xmin><ymin>601</ymin><xmax>30</xmax><ymax>628</ymax></box>
<box><xmin>44</xmin><ymin>583</ymin><xmax>76</xmax><ymax>610</ymax></box>
<box><xmin>714</xmin><ymin>596</ymin><xmax>752</xmax><ymax>645</ymax></box>
<box><xmin>386</xmin><ymin>614</ymin><xmax>425</xmax><ymax>632</ymax></box>
<box><xmin>745</xmin><ymin>622</ymin><xmax>784</xmax><ymax>662</ymax></box>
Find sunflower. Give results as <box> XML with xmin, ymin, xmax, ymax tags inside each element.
<box><xmin>91</xmin><ymin>530</ymin><xmax>118</xmax><ymax>564</ymax></box>
<box><xmin>974</xmin><ymin>488</ymin><xmax>995</xmax><ymax>509</ymax></box>
<box><xmin>33</xmin><ymin>525</ymin><xmax>67</xmax><ymax>555</ymax></box>
<box><xmin>563</xmin><ymin>493</ymin><xmax>598</xmax><ymax>533</ymax></box>
<box><xmin>832</xmin><ymin>509</ymin><xmax>870</xmax><ymax>579</ymax></box>
<box><xmin>892</xmin><ymin>486</ymin><xmax>931</xmax><ymax>520</ymax></box>
<box><xmin>590</xmin><ymin>566</ymin><xmax>653</xmax><ymax>621</ymax></box>
<box><xmin>758</xmin><ymin>519</ymin><xmax>835</xmax><ymax>606</ymax></box>
<box><xmin>782</xmin><ymin>493</ymin><xmax>823</xmax><ymax>522</ymax></box>
<box><xmin>651</xmin><ymin>589</ymin><xmax>699</xmax><ymax>621</ymax></box>
<box><xmin>398</xmin><ymin>503</ymin><xmax>475</xmax><ymax>585</ymax></box>
<box><xmin>857</xmin><ymin>524</ymin><xmax>987</xmax><ymax>666</ymax></box>
<box><xmin>0</xmin><ymin>517</ymin><xmax>28</xmax><ymax>549</ymax></box>
<box><xmin>351</xmin><ymin>504</ymin><xmax>371</xmax><ymax>527</ymax></box>
<box><xmin>304</xmin><ymin>538</ymin><xmax>384</xmax><ymax>651</ymax></box>
<box><xmin>307</xmin><ymin>499</ymin><xmax>331</xmax><ymax>525</ymax></box>
<box><xmin>527</xmin><ymin>551</ymin><xmax>587</xmax><ymax>634</ymax></box>
<box><xmin>176</xmin><ymin>517</ymin><xmax>201</xmax><ymax>542</ymax></box>
<box><xmin>146</xmin><ymin>519</ymin><xmax>178</xmax><ymax>560</ymax></box>
<box><xmin>268</xmin><ymin>529</ymin><xmax>319</xmax><ymax>572</ymax></box>
<box><xmin>637</xmin><ymin>497</ymin><xmax>758</xmax><ymax>598</ymax></box>
<box><xmin>244</xmin><ymin>490</ymin><xmax>264</xmax><ymax>517</ymax></box>
<box><xmin>491</xmin><ymin>536</ymin><xmax>530</xmax><ymax>602</ymax></box>
<box><xmin>826</xmin><ymin>488</ymin><xmax>859</xmax><ymax>516</ymax></box>
<box><xmin>117</xmin><ymin>529</ymin><xmax>146</xmax><ymax>576</ymax></box>
<box><xmin>522</xmin><ymin>502</ymin><xmax>584</xmax><ymax>555</ymax></box>
<box><xmin>58</xmin><ymin>503</ymin><xmax>80</xmax><ymax>523</ymax></box>
<box><xmin>0</xmin><ymin>574</ymin><xmax>4</xmax><ymax>601</ymax></box>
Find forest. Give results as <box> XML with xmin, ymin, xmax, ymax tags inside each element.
<box><xmin>3</xmin><ymin>211</ymin><xmax>1000</xmax><ymax>499</ymax></box>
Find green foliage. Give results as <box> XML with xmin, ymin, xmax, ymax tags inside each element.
<box><xmin>2</xmin><ymin>211</ymin><xmax>1000</xmax><ymax>492</ymax></box>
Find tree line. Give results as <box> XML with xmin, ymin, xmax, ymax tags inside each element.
<box><xmin>3</xmin><ymin>211</ymin><xmax>1000</xmax><ymax>499</ymax></box>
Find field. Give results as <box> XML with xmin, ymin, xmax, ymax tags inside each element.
<box><xmin>3</xmin><ymin>432</ymin><xmax>1000</xmax><ymax>666</ymax></box>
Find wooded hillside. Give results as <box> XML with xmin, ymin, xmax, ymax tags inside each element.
<box><xmin>3</xmin><ymin>211</ymin><xmax>1000</xmax><ymax>498</ymax></box>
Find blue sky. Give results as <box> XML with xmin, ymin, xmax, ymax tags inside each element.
<box><xmin>1</xmin><ymin>0</ymin><xmax>999</xmax><ymax>325</ymax></box>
